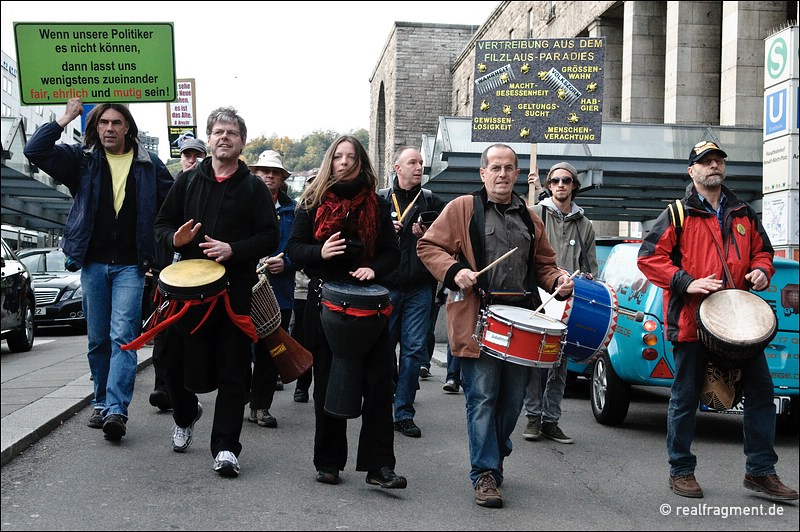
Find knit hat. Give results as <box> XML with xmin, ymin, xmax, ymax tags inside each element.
<box><xmin>547</xmin><ymin>162</ymin><xmax>580</xmax><ymax>186</ymax></box>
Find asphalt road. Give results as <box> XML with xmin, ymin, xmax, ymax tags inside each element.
<box><xmin>1</xmin><ymin>344</ymin><xmax>798</xmax><ymax>530</ymax></box>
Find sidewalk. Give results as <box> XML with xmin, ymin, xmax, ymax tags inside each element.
<box><xmin>1</xmin><ymin>345</ymin><xmax>153</xmax><ymax>466</ymax></box>
<box><xmin>1</xmin><ymin>342</ymin><xmax>448</xmax><ymax>467</ymax></box>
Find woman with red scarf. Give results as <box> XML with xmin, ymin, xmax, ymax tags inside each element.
<box><xmin>287</xmin><ymin>136</ymin><xmax>405</xmax><ymax>489</ymax></box>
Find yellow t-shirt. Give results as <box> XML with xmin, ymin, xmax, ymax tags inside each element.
<box><xmin>105</xmin><ymin>150</ymin><xmax>134</xmax><ymax>215</ymax></box>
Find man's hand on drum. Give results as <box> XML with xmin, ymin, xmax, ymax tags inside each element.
<box><xmin>199</xmin><ymin>235</ymin><xmax>233</xmax><ymax>263</ymax></box>
<box><xmin>321</xmin><ymin>231</ymin><xmax>346</xmax><ymax>260</ymax></box>
<box><xmin>687</xmin><ymin>273</ymin><xmax>723</xmax><ymax>295</ymax></box>
<box><xmin>349</xmin><ymin>267</ymin><xmax>375</xmax><ymax>282</ymax></box>
<box><xmin>555</xmin><ymin>273</ymin><xmax>574</xmax><ymax>297</ymax></box>
<box><xmin>745</xmin><ymin>269</ymin><xmax>769</xmax><ymax>291</ymax></box>
<box><xmin>173</xmin><ymin>219</ymin><xmax>202</xmax><ymax>248</ymax></box>
<box><xmin>454</xmin><ymin>268</ymin><xmax>478</xmax><ymax>290</ymax></box>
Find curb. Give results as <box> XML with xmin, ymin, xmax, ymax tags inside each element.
<box><xmin>1</xmin><ymin>354</ymin><xmax>153</xmax><ymax>467</ymax></box>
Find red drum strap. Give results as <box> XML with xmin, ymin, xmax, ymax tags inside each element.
<box><xmin>322</xmin><ymin>300</ymin><xmax>393</xmax><ymax>318</ymax></box>
<box><xmin>122</xmin><ymin>289</ymin><xmax>258</xmax><ymax>351</ymax></box>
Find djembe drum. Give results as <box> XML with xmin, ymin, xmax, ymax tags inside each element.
<box><xmin>251</xmin><ymin>273</ymin><xmax>312</xmax><ymax>383</ymax></box>
<box><xmin>697</xmin><ymin>289</ymin><xmax>777</xmax><ymax>369</ymax></box>
<box><xmin>319</xmin><ymin>281</ymin><xmax>392</xmax><ymax>419</ymax></box>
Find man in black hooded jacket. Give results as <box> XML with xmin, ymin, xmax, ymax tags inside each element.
<box><xmin>153</xmin><ymin>106</ymin><xmax>278</xmax><ymax>478</ymax></box>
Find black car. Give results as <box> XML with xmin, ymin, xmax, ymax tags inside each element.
<box><xmin>17</xmin><ymin>247</ymin><xmax>85</xmax><ymax>330</ymax></box>
<box><xmin>1</xmin><ymin>238</ymin><xmax>36</xmax><ymax>351</ymax></box>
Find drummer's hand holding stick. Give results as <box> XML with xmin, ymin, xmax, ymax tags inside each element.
<box><xmin>451</xmin><ymin>247</ymin><xmax>518</xmax><ymax>302</ymax></box>
<box><xmin>256</xmin><ymin>253</ymin><xmax>285</xmax><ymax>275</ymax></box>
<box><xmin>393</xmin><ymin>189</ymin><xmax>423</xmax><ymax>235</ymax></box>
<box><xmin>533</xmin><ymin>270</ymin><xmax>579</xmax><ymax>313</ymax></box>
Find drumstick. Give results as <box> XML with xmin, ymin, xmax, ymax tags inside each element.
<box><xmin>256</xmin><ymin>252</ymin><xmax>284</xmax><ymax>274</ymax></box>
<box><xmin>397</xmin><ymin>189</ymin><xmax>423</xmax><ymax>223</ymax></box>
<box><xmin>476</xmin><ymin>247</ymin><xmax>519</xmax><ymax>277</ymax></box>
<box><xmin>532</xmin><ymin>270</ymin><xmax>580</xmax><ymax>314</ymax></box>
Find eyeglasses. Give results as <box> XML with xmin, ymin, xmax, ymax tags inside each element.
<box><xmin>548</xmin><ymin>177</ymin><xmax>573</xmax><ymax>185</ymax></box>
<box><xmin>211</xmin><ymin>129</ymin><xmax>241</xmax><ymax>138</ymax></box>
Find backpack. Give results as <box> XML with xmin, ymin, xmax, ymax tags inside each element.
<box><xmin>666</xmin><ymin>199</ymin><xmax>684</xmax><ymax>267</ymax></box>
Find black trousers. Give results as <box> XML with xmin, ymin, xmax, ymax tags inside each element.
<box><xmin>305</xmin><ymin>288</ymin><xmax>396</xmax><ymax>472</ymax></box>
<box><xmin>293</xmin><ymin>298</ymin><xmax>313</xmax><ymax>392</ymax></box>
<box><xmin>164</xmin><ymin>305</ymin><xmax>252</xmax><ymax>458</ymax></box>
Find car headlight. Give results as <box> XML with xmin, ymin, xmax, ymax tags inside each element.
<box><xmin>63</xmin><ymin>287</ymin><xmax>83</xmax><ymax>300</ymax></box>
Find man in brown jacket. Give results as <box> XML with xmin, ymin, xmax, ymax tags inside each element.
<box><xmin>417</xmin><ymin>143</ymin><xmax>573</xmax><ymax>509</ymax></box>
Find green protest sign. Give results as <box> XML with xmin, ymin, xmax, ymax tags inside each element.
<box><xmin>471</xmin><ymin>38</ymin><xmax>605</xmax><ymax>143</ymax></box>
<box><xmin>14</xmin><ymin>22</ymin><xmax>176</xmax><ymax>104</ymax></box>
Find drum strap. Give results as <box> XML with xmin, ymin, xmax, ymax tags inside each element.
<box><xmin>700</xmin><ymin>220</ymin><xmax>735</xmax><ymax>289</ymax></box>
<box><xmin>122</xmin><ymin>289</ymin><xmax>258</xmax><ymax>351</ymax></box>
<box><xmin>321</xmin><ymin>300</ymin><xmax>393</xmax><ymax>318</ymax></box>
<box><xmin>667</xmin><ymin>199</ymin><xmax>685</xmax><ymax>267</ymax></box>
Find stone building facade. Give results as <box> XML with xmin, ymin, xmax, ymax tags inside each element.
<box><xmin>370</xmin><ymin>0</ymin><xmax>795</xmax><ymax>159</ymax></box>
<box><xmin>369</xmin><ymin>22</ymin><xmax>478</xmax><ymax>185</ymax></box>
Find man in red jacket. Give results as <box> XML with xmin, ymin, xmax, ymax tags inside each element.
<box><xmin>637</xmin><ymin>140</ymin><xmax>798</xmax><ymax>502</ymax></box>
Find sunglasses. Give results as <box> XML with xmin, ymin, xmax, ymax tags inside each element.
<box><xmin>548</xmin><ymin>177</ymin><xmax>573</xmax><ymax>185</ymax></box>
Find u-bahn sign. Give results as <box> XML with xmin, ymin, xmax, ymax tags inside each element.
<box><xmin>471</xmin><ymin>38</ymin><xmax>605</xmax><ymax>144</ymax></box>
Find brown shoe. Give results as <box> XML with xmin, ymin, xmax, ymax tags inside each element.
<box><xmin>744</xmin><ymin>474</ymin><xmax>799</xmax><ymax>501</ymax></box>
<box><xmin>669</xmin><ymin>474</ymin><xmax>703</xmax><ymax>498</ymax></box>
<box><xmin>475</xmin><ymin>472</ymin><xmax>503</xmax><ymax>508</ymax></box>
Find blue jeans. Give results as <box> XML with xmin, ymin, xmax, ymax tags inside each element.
<box><xmin>388</xmin><ymin>285</ymin><xmax>432</xmax><ymax>421</ymax></box>
<box><xmin>81</xmin><ymin>262</ymin><xmax>144</xmax><ymax>419</ymax></box>
<box><xmin>445</xmin><ymin>343</ymin><xmax>461</xmax><ymax>386</ymax></box>
<box><xmin>523</xmin><ymin>360</ymin><xmax>567</xmax><ymax>423</ymax></box>
<box><xmin>668</xmin><ymin>341</ymin><xmax>778</xmax><ymax>477</ymax></box>
<box><xmin>461</xmin><ymin>352</ymin><xmax>531</xmax><ymax>488</ymax></box>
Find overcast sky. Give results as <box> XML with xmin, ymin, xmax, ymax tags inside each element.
<box><xmin>2</xmin><ymin>1</ymin><xmax>497</xmax><ymax>160</ymax></box>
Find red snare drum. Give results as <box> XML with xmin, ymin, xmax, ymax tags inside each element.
<box><xmin>476</xmin><ymin>305</ymin><xmax>566</xmax><ymax>367</ymax></box>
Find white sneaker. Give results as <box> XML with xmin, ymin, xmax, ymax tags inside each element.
<box><xmin>172</xmin><ymin>402</ymin><xmax>203</xmax><ymax>453</ymax></box>
<box><xmin>214</xmin><ymin>450</ymin><xmax>240</xmax><ymax>477</ymax></box>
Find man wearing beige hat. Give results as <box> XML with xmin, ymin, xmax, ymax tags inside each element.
<box><xmin>247</xmin><ymin>150</ymin><xmax>297</xmax><ymax>428</ymax></box>
<box><xmin>522</xmin><ymin>161</ymin><xmax>597</xmax><ymax>445</ymax></box>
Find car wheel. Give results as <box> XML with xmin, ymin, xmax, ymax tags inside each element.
<box><xmin>591</xmin><ymin>352</ymin><xmax>630</xmax><ymax>425</ymax></box>
<box><xmin>7</xmin><ymin>295</ymin><xmax>35</xmax><ymax>352</ymax></box>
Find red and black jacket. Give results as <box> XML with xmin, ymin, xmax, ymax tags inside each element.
<box><xmin>637</xmin><ymin>184</ymin><xmax>774</xmax><ymax>343</ymax></box>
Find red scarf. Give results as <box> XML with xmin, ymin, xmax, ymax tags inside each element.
<box><xmin>313</xmin><ymin>187</ymin><xmax>379</xmax><ymax>264</ymax></box>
